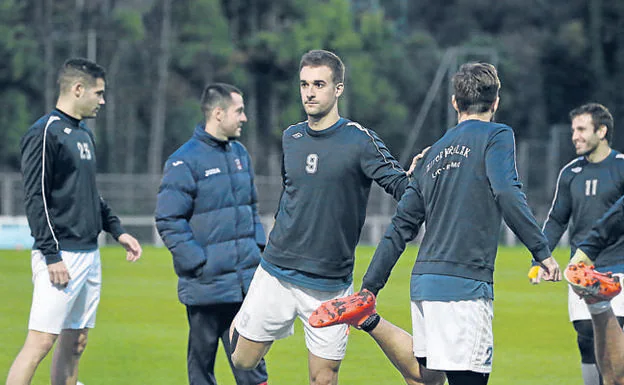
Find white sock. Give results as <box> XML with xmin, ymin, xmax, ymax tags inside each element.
<box><xmin>581</xmin><ymin>363</ymin><xmax>601</xmax><ymax>385</ymax></box>
<box><xmin>587</xmin><ymin>301</ymin><xmax>612</xmax><ymax>314</ymax></box>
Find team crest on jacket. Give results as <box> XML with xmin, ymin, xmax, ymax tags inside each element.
<box><xmin>234</xmin><ymin>158</ymin><xmax>243</xmax><ymax>170</ymax></box>
<box><xmin>205</xmin><ymin>168</ymin><xmax>221</xmax><ymax>177</ymax></box>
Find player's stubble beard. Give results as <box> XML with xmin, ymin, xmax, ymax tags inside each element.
<box><xmin>578</xmin><ymin>143</ymin><xmax>599</xmax><ymax>157</ymax></box>
<box><xmin>306</xmin><ymin>98</ymin><xmax>336</xmax><ymax>121</ymax></box>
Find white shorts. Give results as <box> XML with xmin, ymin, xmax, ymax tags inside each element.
<box><xmin>29</xmin><ymin>249</ymin><xmax>102</xmax><ymax>334</ymax></box>
<box><xmin>234</xmin><ymin>265</ymin><xmax>352</xmax><ymax>361</ymax></box>
<box><xmin>568</xmin><ymin>273</ymin><xmax>624</xmax><ymax>321</ymax></box>
<box><xmin>411</xmin><ymin>298</ymin><xmax>494</xmax><ymax>373</ymax></box>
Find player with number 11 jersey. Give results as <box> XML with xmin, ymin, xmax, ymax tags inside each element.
<box><xmin>538</xmin><ymin>103</ymin><xmax>624</xmax><ymax>385</ymax></box>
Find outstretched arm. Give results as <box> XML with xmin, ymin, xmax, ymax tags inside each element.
<box><xmin>485</xmin><ymin>127</ymin><xmax>560</xmax><ymax>281</ymax></box>
<box><xmin>359</xmin><ymin>127</ymin><xmax>409</xmax><ymax>201</ymax></box>
<box><xmin>578</xmin><ymin>195</ymin><xmax>624</xmax><ymax>261</ymax></box>
<box><xmin>361</xmin><ymin>182</ymin><xmax>426</xmax><ymax>295</ymax></box>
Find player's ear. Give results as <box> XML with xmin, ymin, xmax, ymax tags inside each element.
<box><xmin>335</xmin><ymin>82</ymin><xmax>344</xmax><ymax>98</ymax></box>
<box><xmin>598</xmin><ymin>124</ymin><xmax>608</xmax><ymax>140</ymax></box>
<box><xmin>451</xmin><ymin>95</ymin><xmax>459</xmax><ymax>113</ymax></box>
<box><xmin>73</xmin><ymin>82</ymin><xmax>84</xmax><ymax>98</ymax></box>
<box><xmin>213</xmin><ymin>106</ymin><xmax>225</xmax><ymax>122</ymax></box>
<box><xmin>491</xmin><ymin>96</ymin><xmax>500</xmax><ymax>113</ymax></box>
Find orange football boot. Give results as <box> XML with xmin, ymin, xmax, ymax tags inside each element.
<box><xmin>309</xmin><ymin>289</ymin><xmax>377</xmax><ymax>328</ymax></box>
<box><xmin>565</xmin><ymin>262</ymin><xmax>622</xmax><ymax>304</ymax></box>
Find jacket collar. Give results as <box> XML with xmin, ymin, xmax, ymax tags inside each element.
<box><xmin>53</xmin><ymin>108</ymin><xmax>81</xmax><ymax>126</ymax></box>
<box><xmin>193</xmin><ymin>123</ymin><xmax>230</xmax><ymax>148</ymax></box>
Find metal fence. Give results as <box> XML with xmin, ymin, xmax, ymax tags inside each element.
<box><xmin>0</xmin><ymin>172</ymin><xmax>403</xmax><ymax>246</ymax></box>
<box><xmin>0</xmin><ymin>125</ymin><xmax>574</xmax><ymax>248</ymax></box>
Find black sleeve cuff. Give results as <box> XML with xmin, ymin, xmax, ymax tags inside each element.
<box><xmin>109</xmin><ymin>223</ymin><xmax>126</xmax><ymax>241</ymax></box>
<box><xmin>44</xmin><ymin>252</ymin><xmax>62</xmax><ymax>265</ymax></box>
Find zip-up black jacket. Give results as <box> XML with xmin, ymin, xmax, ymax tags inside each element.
<box><xmin>20</xmin><ymin>109</ymin><xmax>125</xmax><ymax>264</ymax></box>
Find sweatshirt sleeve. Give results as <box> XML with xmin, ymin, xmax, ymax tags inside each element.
<box><xmin>100</xmin><ymin>196</ymin><xmax>126</xmax><ymax>240</ymax></box>
<box><xmin>361</xmin><ymin>180</ymin><xmax>426</xmax><ymax>295</ymax></box>
<box><xmin>155</xmin><ymin>159</ymin><xmax>207</xmax><ymax>277</ymax></box>
<box><xmin>578</xmin><ymin>196</ymin><xmax>624</xmax><ymax>260</ymax></box>
<box><xmin>486</xmin><ymin>127</ymin><xmax>550</xmax><ymax>262</ymax></box>
<box><xmin>20</xmin><ymin>120</ymin><xmax>62</xmax><ymax>265</ymax></box>
<box><xmin>542</xmin><ymin>168</ymin><xmax>573</xmax><ymax>254</ymax></box>
<box><xmin>360</xmin><ymin>128</ymin><xmax>409</xmax><ymax>201</ymax></box>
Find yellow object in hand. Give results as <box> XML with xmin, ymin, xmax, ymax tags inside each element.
<box><xmin>528</xmin><ymin>266</ymin><xmax>540</xmax><ymax>280</ymax></box>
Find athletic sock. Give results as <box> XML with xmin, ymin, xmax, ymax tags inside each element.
<box><xmin>360</xmin><ymin>313</ymin><xmax>381</xmax><ymax>332</ymax></box>
<box><xmin>587</xmin><ymin>301</ymin><xmax>612</xmax><ymax>315</ymax></box>
<box><xmin>581</xmin><ymin>363</ymin><xmax>601</xmax><ymax>385</ymax></box>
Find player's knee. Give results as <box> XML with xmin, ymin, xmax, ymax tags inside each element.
<box><xmin>229</xmin><ymin>328</ymin><xmax>252</xmax><ymax>369</ymax></box>
<box><xmin>72</xmin><ymin>332</ymin><xmax>88</xmax><ymax>356</ymax></box>
<box><xmin>403</xmin><ymin>361</ymin><xmax>445</xmax><ymax>385</ymax></box>
<box><xmin>603</xmin><ymin>373</ymin><xmax>624</xmax><ymax>385</ymax></box>
<box><xmin>309</xmin><ymin>366</ymin><xmax>339</xmax><ymax>385</ymax></box>
<box><xmin>230</xmin><ymin>342</ymin><xmax>262</xmax><ymax>370</ymax></box>
<box><xmin>574</xmin><ymin>320</ymin><xmax>596</xmax><ymax>363</ymax></box>
<box><xmin>231</xmin><ymin>352</ymin><xmax>260</xmax><ymax>371</ymax></box>
<box><xmin>24</xmin><ymin>331</ymin><xmax>57</xmax><ymax>357</ymax></box>
<box><xmin>401</xmin><ymin>369</ymin><xmax>427</xmax><ymax>384</ymax></box>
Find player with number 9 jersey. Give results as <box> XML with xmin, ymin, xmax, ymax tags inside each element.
<box><xmin>262</xmin><ymin>117</ymin><xmax>408</xmax><ymax>281</ymax></box>
<box><xmin>229</xmin><ymin>50</ymin><xmax>412</xmax><ymax>385</ymax></box>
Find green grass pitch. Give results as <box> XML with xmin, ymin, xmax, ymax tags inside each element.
<box><xmin>1</xmin><ymin>246</ymin><xmax>578</xmax><ymax>384</ymax></box>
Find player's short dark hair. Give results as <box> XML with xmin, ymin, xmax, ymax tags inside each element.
<box><xmin>569</xmin><ymin>103</ymin><xmax>614</xmax><ymax>143</ymax></box>
<box><xmin>200</xmin><ymin>83</ymin><xmax>243</xmax><ymax>119</ymax></box>
<box><xmin>299</xmin><ymin>50</ymin><xmax>345</xmax><ymax>85</ymax></box>
<box><xmin>452</xmin><ymin>62</ymin><xmax>500</xmax><ymax>114</ymax></box>
<box><xmin>57</xmin><ymin>58</ymin><xmax>106</xmax><ymax>93</ymax></box>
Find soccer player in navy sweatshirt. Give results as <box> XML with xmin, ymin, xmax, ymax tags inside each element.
<box><xmin>229</xmin><ymin>50</ymin><xmax>417</xmax><ymax>385</ymax></box>
<box><xmin>312</xmin><ymin>62</ymin><xmax>561</xmax><ymax>385</ymax></box>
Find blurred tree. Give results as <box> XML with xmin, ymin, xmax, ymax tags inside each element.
<box><xmin>166</xmin><ymin>0</ymin><xmax>240</xmax><ymax>159</ymax></box>
<box><xmin>0</xmin><ymin>0</ymin><xmax>40</xmax><ymax>170</ymax></box>
<box><xmin>146</xmin><ymin>0</ymin><xmax>172</xmax><ymax>175</ymax></box>
<box><xmin>3</xmin><ymin>0</ymin><xmax>624</xmax><ymax>175</ymax></box>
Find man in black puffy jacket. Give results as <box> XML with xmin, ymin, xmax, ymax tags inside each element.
<box><xmin>155</xmin><ymin>83</ymin><xmax>267</xmax><ymax>385</ymax></box>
